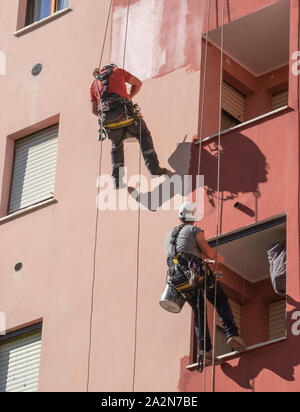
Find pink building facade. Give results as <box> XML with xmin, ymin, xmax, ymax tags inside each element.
<box><xmin>0</xmin><ymin>0</ymin><xmax>299</xmax><ymax>392</ymax></box>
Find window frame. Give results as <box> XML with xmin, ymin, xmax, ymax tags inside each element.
<box><xmin>7</xmin><ymin>124</ymin><xmax>59</xmax><ymax>216</ymax></box>
<box><xmin>0</xmin><ymin>116</ymin><xmax>60</xmax><ymax>221</ymax></box>
<box><xmin>0</xmin><ymin>322</ymin><xmax>43</xmax><ymax>393</ymax></box>
<box><xmin>25</xmin><ymin>0</ymin><xmax>68</xmax><ymax>26</ymax></box>
<box><xmin>16</xmin><ymin>0</ymin><xmax>71</xmax><ymax>34</ymax></box>
<box><xmin>0</xmin><ymin>321</ymin><xmax>42</xmax><ymax>344</ymax></box>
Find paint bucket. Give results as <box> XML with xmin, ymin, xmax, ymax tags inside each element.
<box><xmin>159</xmin><ymin>284</ymin><xmax>186</xmax><ymax>313</ymax></box>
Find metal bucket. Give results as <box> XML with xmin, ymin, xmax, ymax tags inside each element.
<box><xmin>159</xmin><ymin>284</ymin><xmax>186</xmax><ymax>313</ymax></box>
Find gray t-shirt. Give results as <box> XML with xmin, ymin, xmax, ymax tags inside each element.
<box><xmin>165</xmin><ymin>224</ymin><xmax>203</xmax><ymax>260</ymax></box>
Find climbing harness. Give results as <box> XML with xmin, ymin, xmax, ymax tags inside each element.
<box><xmin>167</xmin><ymin>224</ymin><xmax>221</xmax><ymax>293</ymax></box>
<box><xmin>94</xmin><ymin>65</ymin><xmax>142</xmax><ymax>140</ymax></box>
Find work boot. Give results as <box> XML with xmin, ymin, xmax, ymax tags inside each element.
<box><xmin>150</xmin><ymin>167</ymin><xmax>168</xmax><ymax>178</ymax></box>
<box><xmin>227</xmin><ymin>336</ymin><xmax>246</xmax><ymax>352</ymax></box>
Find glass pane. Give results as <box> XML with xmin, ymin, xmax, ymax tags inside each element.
<box><xmin>39</xmin><ymin>0</ymin><xmax>52</xmax><ymax>19</ymax></box>
<box><xmin>58</xmin><ymin>0</ymin><xmax>69</xmax><ymax>10</ymax></box>
<box><xmin>32</xmin><ymin>0</ymin><xmax>51</xmax><ymax>22</ymax></box>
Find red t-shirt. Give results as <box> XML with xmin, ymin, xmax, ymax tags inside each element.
<box><xmin>90</xmin><ymin>67</ymin><xmax>132</xmax><ymax>104</ymax></box>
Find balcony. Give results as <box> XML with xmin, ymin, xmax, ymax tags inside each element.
<box><xmin>198</xmin><ymin>0</ymin><xmax>291</xmax><ymax>140</ymax></box>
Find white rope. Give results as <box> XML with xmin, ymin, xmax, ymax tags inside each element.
<box><xmin>117</xmin><ymin>0</ymin><xmax>143</xmax><ymax>392</ymax></box>
<box><xmin>211</xmin><ymin>0</ymin><xmax>225</xmax><ymax>393</ymax></box>
<box><xmin>123</xmin><ymin>0</ymin><xmax>131</xmax><ymax>69</ymax></box>
<box><xmin>132</xmin><ymin>116</ymin><xmax>142</xmax><ymax>392</ymax></box>
<box><xmin>196</xmin><ymin>0</ymin><xmax>211</xmax><ymax>392</ymax></box>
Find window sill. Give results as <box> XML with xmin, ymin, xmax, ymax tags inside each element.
<box><xmin>14</xmin><ymin>8</ymin><xmax>72</xmax><ymax>37</ymax></box>
<box><xmin>186</xmin><ymin>336</ymin><xmax>287</xmax><ymax>372</ymax></box>
<box><xmin>0</xmin><ymin>198</ymin><xmax>57</xmax><ymax>224</ymax></box>
<box><xmin>195</xmin><ymin>105</ymin><xmax>292</xmax><ymax>145</ymax></box>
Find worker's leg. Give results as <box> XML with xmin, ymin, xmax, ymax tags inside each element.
<box><xmin>108</xmin><ymin>129</ymin><xmax>126</xmax><ymax>184</ymax></box>
<box><xmin>206</xmin><ymin>282</ymin><xmax>239</xmax><ymax>340</ymax></box>
<box><xmin>185</xmin><ymin>289</ymin><xmax>212</xmax><ymax>353</ymax></box>
<box><xmin>126</xmin><ymin>119</ymin><xmax>162</xmax><ymax>175</ymax></box>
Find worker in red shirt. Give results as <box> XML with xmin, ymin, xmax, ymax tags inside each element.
<box><xmin>90</xmin><ymin>64</ymin><xmax>167</xmax><ymax>189</ymax></box>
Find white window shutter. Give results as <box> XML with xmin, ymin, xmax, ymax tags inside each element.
<box><xmin>269</xmin><ymin>300</ymin><xmax>286</xmax><ymax>341</ymax></box>
<box><xmin>272</xmin><ymin>90</ymin><xmax>288</xmax><ymax>110</ymax></box>
<box><xmin>9</xmin><ymin>125</ymin><xmax>58</xmax><ymax>214</ymax></box>
<box><xmin>222</xmin><ymin>82</ymin><xmax>245</xmax><ymax>123</ymax></box>
<box><xmin>0</xmin><ymin>331</ymin><xmax>42</xmax><ymax>392</ymax></box>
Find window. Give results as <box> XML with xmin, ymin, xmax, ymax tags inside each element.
<box><xmin>269</xmin><ymin>300</ymin><xmax>286</xmax><ymax>340</ymax></box>
<box><xmin>25</xmin><ymin>0</ymin><xmax>69</xmax><ymax>26</ymax></box>
<box><xmin>190</xmin><ymin>216</ymin><xmax>287</xmax><ymax>366</ymax></box>
<box><xmin>202</xmin><ymin>0</ymin><xmax>290</xmax><ymax>138</ymax></box>
<box><xmin>8</xmin><ymin>125</ymin><xmax>58</xmax><ymax>214</ymax></box>
<box><xmin>221</xmin><ymin>110</ymin><xmax>241</xmax><ymax>131</ymax></box>
<box><xmin>271</xmin><ymin>90</ymin><xmax>288</xmax><ymax>111</ymax></box>
<box><xmin>0</xmin><ymin>324</ymin><xmax>42</xmax><ymax>392</ymax></box>
<box><xmin>222</xmin><ymin>81</ymin><xmax>246</xmax><ymax>127</ymax></box>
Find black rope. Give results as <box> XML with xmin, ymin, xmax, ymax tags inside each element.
<box><xmin>196</xmin><ymin>285</ymin><xmax>204</xmax><ymax>374</ymax></box>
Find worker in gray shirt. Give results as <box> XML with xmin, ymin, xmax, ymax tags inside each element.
<box><xmin>165</xmin><ymin>202</ymin><xmax>245</xmax><ymax>363</ymax></box>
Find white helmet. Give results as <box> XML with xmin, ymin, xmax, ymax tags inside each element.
<box><xmin>179</xmin><ymin>202</ymin><xmax>196</xmax><ymax>222</ymax></box>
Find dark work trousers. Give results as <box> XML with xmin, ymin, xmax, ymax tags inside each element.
<box><xmin>107</xmin><ymin>118</ymin><xmax>160</xmax><ymax>182</ymax></box>
<box><xmin>184</xmin><ymin>282</ymin><xmax>239</xmax><ymax>353</ymax></box>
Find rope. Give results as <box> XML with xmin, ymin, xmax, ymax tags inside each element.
<box><xmin>196</xmin><ymin>0</ymin><xmax>211</xmax><ymax>392</ymax></box>
<box><xmin>113</xmin><ymin>0</ymin><xmax>143</xmax><ymax>392</ymax></box>
<box><xmin>98</xmin><ymin>0</ymin><xmax>113</xmax><ymax>69</ymax></box>
<box><xmin>123</xmin><ymin>0</ymin><xmax>131</xmax><ymax>69</ymax></box>
<box><xmin>86</xmin><ymin>0</ymin><xmax>113</xmax><ymax>393</ymax></box>
<box><xmin>211</xmin><ymin>0</ymin><xmax>225</xmax><ymax>393</ymax></box>
<box><xmin>132</xmin><ymin>116</ymin><xmax>142</xmax><ymax>392</ymax></box>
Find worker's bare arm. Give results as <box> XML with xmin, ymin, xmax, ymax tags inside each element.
<box><xmin>127</xmin><ymin>75</ymin><xmax>142</xmax><ymax>100</ymax></box>
<box><xmin>196</xmin><ymin>231</ymin><xmax>225</xmax><ymax>264</ymax></box>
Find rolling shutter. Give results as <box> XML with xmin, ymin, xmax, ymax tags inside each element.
<box><xmin>269</xmin><ymin>300</ymin><xmax>286</xmax><ymax>341</ymax></box>
<box><xmin>222</xmin><ymin>82</ymin><xmax>245</xmax><ymax>123</ymax></box>
<box><xmin>9</xmin><ymin>125</ymin><xmax>58</xmax><ymax>214</ymax></box>
<box><xmin>272</xmin><ymin>90</ymin><xmax>288</xmax><ymax>110</ymax></box>
<box><xmin>0</xmin><ymin>330</ymin><xmax>42</xmax><ymax>392</ymax></box>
